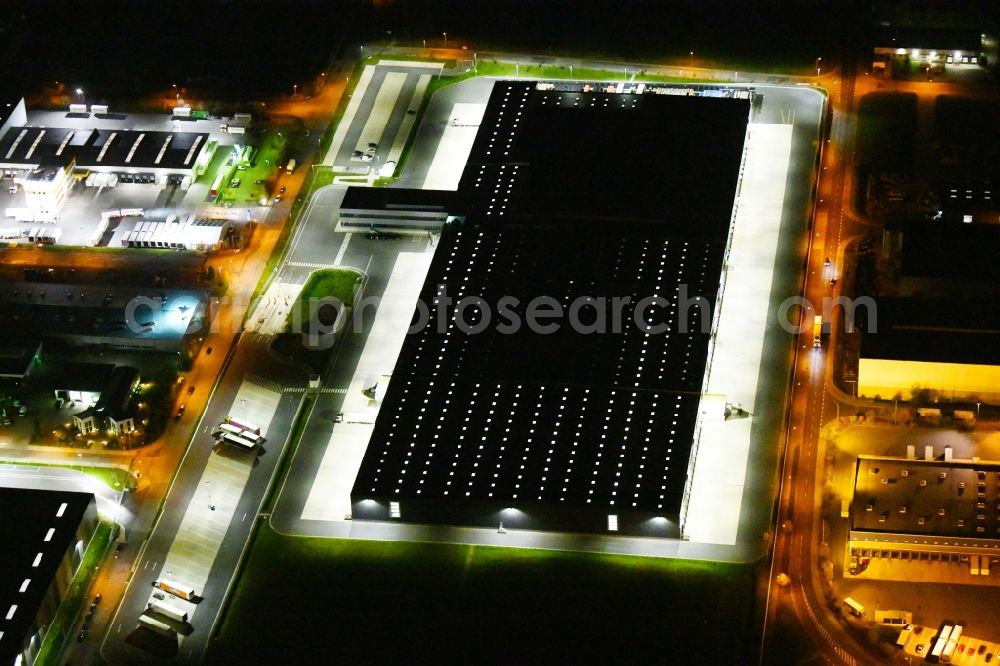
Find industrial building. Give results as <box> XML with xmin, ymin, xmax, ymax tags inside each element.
<box><xmin>849</xmin><ymin>455</ymin><xmax>1000</xmax><ymax>583</ymax></box>
<box><xmin>0</xmin><ymin>100</ymin><xmax>213</xmax><ymax>184</ymax></box>
<box><xmin>857</xmin><ymin>297</ymin><xmax>1000</xmax><ymax>403</ymax></box>
<box><xmin>872</xmin><ymin>26</ymin><xmax>983</xmax><ymax>76</ymax></box>
<box><xmin>0</xmin><ymin>489</ymin><xmax>99</xmax><ymax>666</ymax></box>
<box><xmin>0</xmin><ymin>340</ymin><xmax>42</xmax><ymax>387</ymax></box>
<box><xmin>351</xmin><ymin>82</ymin><xmax>751</xmax><ymax>537</ymax></box>
<box><xmin>337</xmin><ymin>187</ymin><xmax>457</xmax><ymax>233</ymax></box>
<box><xmin>0</xmin><ymin>283</ymin><xmax>209</xmax><ymax>354</ymax></box>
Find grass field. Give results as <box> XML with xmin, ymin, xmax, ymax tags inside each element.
<box><xmin>0</xmin><ymin>461</ymin><xmax>132</xmax><ymax>491</ymax></box>
<box><xmin>208</xmin><ymin>525</ymin><xmax>755</xmax><ymax>664</ymax></box>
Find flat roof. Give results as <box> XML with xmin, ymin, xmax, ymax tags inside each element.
<box><xmin>0</xmin><ymin>126</ymin><xmax>209</xmax><ymax>171</ymax></box>
<box><xmin>0</xmin><ymin>340</ymin><xmax>40</xmax><ymax>378</ymax></box>
<box><xmin>48</xmin><ymin>361</ymin><xmax>117</xmax><ymax>394</ymax></box>
<box><xmin>353</xmin><ymin>81</ymin><xmax>750</xmax><ymax>522</ymax></box>
<box><xmin>457</xmin><ymin>83</ymin><xmax>750</xmax><ymax>233</ymax></box>
<box><xmin>341</xmin><ymin>186</ymin><xmax>457</xmax><ymax>212</ymax></box>
<box><xmin>853</xmin><ymin>456</ymin><xmax>1000</xmax><ymax>540</ymax></box>
<box><xmin>0</xmin><ymin>282</ymin><xmax>207</xmax><ymax>344</ymax></box>
<box><xmin>860</xmin><ymin>297</ymin><xmax>1000</xmax><ymax>365</ymax></box>
<box><xmin>0</xmin><ymin>488</ymin><xmax>94</xmax><ymax>663</ymax></box>
<box><xmin>901</xmin><ymin>220</ymin><xmax>1000</xmax><ymax>282</ymax></box>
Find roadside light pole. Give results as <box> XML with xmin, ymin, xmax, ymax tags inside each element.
<box><xmin>816</xmin><ymin>56</ymin><xmax>822</xmax><ymax>76</ymax></box>
<box><xmin>206</xmin><ymin>481</ymin><xmax>215</xmax><ymax>511</ymax></box>
<box><xmin>293</xmin><ymin>84</ymin><xmax>298</xmax><ymax>97</ymax></box>
<box><xmin>443</xmin><ymin>32</ymin><xmax>448</xmax><ymax>46</ymax></box>
<box><xmin>977</xmin><ymin>402</ymin><xmax>982</xmax><ymax>420</ymax></box>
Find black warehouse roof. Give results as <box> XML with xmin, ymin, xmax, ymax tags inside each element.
<box><xmin>0</xmin><ymin>489</ymin><xmax>95</xmax><ymax>664</ymax></box>
<box><xmin>353</xmin><ymin>81</ymin><xmax>750</xmax><ymax>524</ymax></box>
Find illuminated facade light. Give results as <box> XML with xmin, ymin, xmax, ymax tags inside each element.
<box><xmin>390</xmin><ymin>501</ymin><xmax>401</xmax><ymax>518</ymax></box>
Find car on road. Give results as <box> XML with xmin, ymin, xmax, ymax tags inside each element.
<box><xmin>273</xmin><ymin>195</ymin><xmax>281</xmax><ymax>204</ymax></box>
<box><xmin>278</xmin><ymin>186</ymin><xmax>286</xmax><ymax>194</ymax></box>
<box><xmin>175</xmin><ymin>404</ymin><xmax>186</xmax><ymax>419</ymax></box>
<box><xmin>367</xmin><ymin>229</ymin><xmax>400</xmax><ymax>240</ymax></box>
<box><xmin>78</xmin><ymin>629</ymin><xmax>87</xmax><ymax>642</ymax></box>
<box><xmin>205</xmin><ymin>346</ymin><xmax>213</xmax><ymax>356</ymax></box>
<box><xmin>915</xmin><ymin>644</ymin><xmax>924</xmax><ymax>654</ymax></box>
<box><xmin>187</xmin><ymin>385</ymin><xmax>195</xmax><ymax>396</ymax></box>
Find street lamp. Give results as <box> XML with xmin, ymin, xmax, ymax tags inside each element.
<box><xmin>816</xmin><ymin>57</ymin><xmax>822</xmax><ymax>76</ymax></box>
<box><xmin>75</xmin><ymin>88</ymin><xmax>84</xmax><ymax>102</ymax></box>
<box><xmin>443</xmin><ymin>32</ymin><xmax>448</xmax><ymax>45</ymax></box>
<box><xmin>206</xmin><ymin>481</ymin><xmax>215</xmax><ymax>511</ymax></box>
<box><xmin>293</xmin><ymin>83</ymin><xmax>298</xmax><ymax>97</ymax></box>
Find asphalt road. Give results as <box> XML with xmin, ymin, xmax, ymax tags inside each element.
<box><xmin>760</xmin><ymin>51</ymin><xmax>876</xmax><ymax>666</ymax></box>
<box><xmin>100</xmin><ymin>336</ymin><xmax>306</xmax><ymax>665</ymax></box>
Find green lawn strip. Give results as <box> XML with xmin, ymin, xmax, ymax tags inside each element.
<box><xmin>0</xmin><ymin>460</ymin><xmax>130</xmax><ymax>491</ymax></box>
<box><xmin>34</xmin><ymin>522</ymin><xmax>115</xmax><ymax>665</ymax></box>
<box><xmin>211</xmin><ymin>525</ymin><xmax>752</xmax><ymax>663</ymax></box>
<box><xmin>283</xmin><ymin>268</ymin><xmax>362</xmax><ymax>331</ymax></box>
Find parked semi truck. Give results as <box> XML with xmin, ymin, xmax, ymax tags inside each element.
<box><xmin>138</xmin><ymin>614</ymin><xmax>177</xmax><ymax>638</ymax></box>
<box><xmin>147</xmin><ymin>600</ymin><xmax>188</xmax><ymax>623</ymax></box>
<box><xmin>153</xmin><ymin>578</ymin><xmax>196</xmax><ymax>601</ymax></box>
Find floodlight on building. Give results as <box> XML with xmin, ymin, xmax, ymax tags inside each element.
<box><xmin>390</xmin><ymin>501</ymin><xmax>401</xmax><ymax>518</ymax></box>
<box><xmin>911</xmin><ymin>49</ymin><xmax>920</xmax><ymax>59</ymax></box>
<box><xmin>608</xmin><ymin>514</ymin><xmax>619</xmax><ymax>532</ymax></box>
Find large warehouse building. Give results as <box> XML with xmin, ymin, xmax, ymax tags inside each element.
<box><xmin>849</xmin><ymin>455</ymin><xmax>1000</xmax><ymax>584</ymax></box>
<box><xmin>350</xmin><ymin>82</ymin><xmax>751</xmax><ymax>537</ymax></box>
<box><xmin>857</xmin><ymin>297</ymin><xmax>1000</xmax><ymax>403</ymax></box>
<box><xmin>0</xmin><ymin>489</ymin><xmax>98</xmax><ymax>666</ymax></box>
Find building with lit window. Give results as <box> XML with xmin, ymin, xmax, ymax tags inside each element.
<box><xmin>0</xmin><ymin>489</ymin><xmax>98</xmax><ymax>666</ymax></box>
<box><xmin>872</xmin><ymin>27</ymin><xmax>983</xmax><ymax>76</ymax></box>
